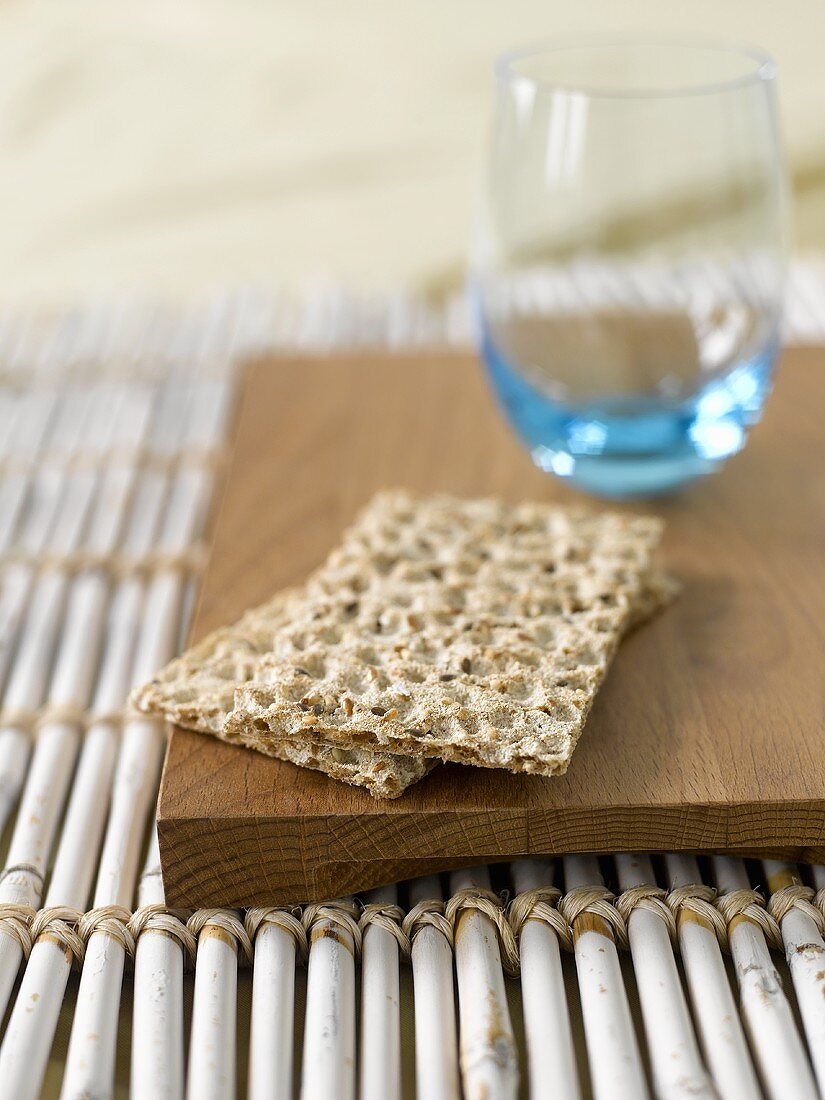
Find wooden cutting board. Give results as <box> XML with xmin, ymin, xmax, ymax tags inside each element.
<box><xmin>158</xmin><ymin>348</ymin><xmax>825</xmax><ymax>907</ymax></box>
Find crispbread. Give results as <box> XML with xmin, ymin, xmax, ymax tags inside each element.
<box><xmin>132</xmin><ymin>588</ymin><xmax>435</xmax><ymax>799</ymax></box>
<box><xmin>175</xmin><ymin>492</ymin><xmax>664</xmax><ymax>777</ymax></box>
<box><xmin>134</xmin><ymin>491</ymin><xmax>669</xmax><ymax>790</ymax></box>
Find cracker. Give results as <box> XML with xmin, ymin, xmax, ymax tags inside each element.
<box><xmin>221</xmin><ymin>491</ymin><xmax>666</xmax><ymax>776</ymax></box>
<box><xmin>132</xmin><ymin>588</ymin><xmax>435</xmax><ymax>799</ymax></box>
<box><xmin>133</xmin><ymin>491</ymin><xmax>669</xmax><ymax>790</ymax></box>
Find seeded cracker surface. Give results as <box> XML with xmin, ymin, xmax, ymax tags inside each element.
<box><xmin>133</xmin><ymin>491</ymin><xmax>668</xmax><ymax>795</ymax></box>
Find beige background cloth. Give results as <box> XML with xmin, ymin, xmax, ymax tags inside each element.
<box><xmin>0</xmin><ymin>1</ymin><xmax>824</xmax><ymax>310</ymax></box>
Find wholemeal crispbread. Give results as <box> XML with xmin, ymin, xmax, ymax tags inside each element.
<box><xmin>133</xmin><ymin>588</ymin><xmax>435</xmax><ymax>799</ymax></box>
<box><xmin>223</xmin><ymin>491</ymin><xmax>665</xmax><ymax>773</ymax></box>
<box><xmin>133</xmin><ymin>491</ymin><xmax>668</xmax><ymax>787</ymax></box>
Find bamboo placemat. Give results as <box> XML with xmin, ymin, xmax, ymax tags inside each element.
<box><xmin>0</xmin><ymin>276</ymin><xmax>824</xmax><ymax>1099</ymax></box>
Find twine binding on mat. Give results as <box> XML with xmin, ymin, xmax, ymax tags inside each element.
<box><xmin>128</xmin><ymin>905</ymin><xmax>198</xmax><ymax>968</ymax></box>
<box><xmin>79</xmin><ymin>905</ymin><xmax>137</xmax><ymax>959</ymax></box>
<box><xmin>616</xmin><ymin>884</ymin><xmax>678</xmax><ymax>946</ymax></box>
<box><xmin>0</xmin><ymin>863</ymin><xmax>45</xmax><ymax>890</ymax></box>
<box><xmin>507</xmin><ymin>886</ymin><xmax>571</xmax><ymax>952</ymax></box>
<box><xmin>302</xmin><ymin>900</ymin><xmax>363</xmax><ymax>958</ymax></box>
<box><xmin>0</xmin><ymin>703</ymin><xmax>157</xmax><ymax>738</ymax></box>
<box><xmin>0</xmin><ymin>904</ymin><xmax>37</xmax><ymax>960</ymax></box>
<box><xmin>446</xmin><ymin>887</ymin><xmax>521</xmax><ymax>975</ymax></box>
<box><xmin>0</xmin><ymin>544</ymin><xmax>208</xmax><ymax>579</ymax></box>
<box><xmin>814</xmin><ymin>888</ymin><xmax>825</xmax><ymax>925</ymax></box>
<box><xmin>559</xmin><ymin>886</ymin><xmax>630</xmax><ymax>949</ymax></box>
<box><xmin>769</xmin><ymin>883</ymin><xmax>825</xmax><ymax>937</ymax></box>
<box><xmin>666</xmin><ymin>883</ymin><xmax>729</xmax><ymax>947</ymax></box>
<box><xmin>30</xmin><ymin>906</ymin><xmax>86</xmax><ymax>966</ymax></box>
<box><xmin>0</xmin><ymin>443</ymin><xmax>226</xmax><ymax>479</ymax></box>
<box><xmin>245</xmin><ymin>906</ymin><xmax>308</xmax><ymax>965</ymax></box>
<box><xmin>187</xmin><ymin>909</ymin><xmax>254</xmax><ymax>965</ymax></box>
<box><xmin>358</xmin><ymin>902</ymin><xmax>411</xmax><ymax>960</ymax></box>
<box><xmin>715</xmin><ymin>889</ymin><xmax>783</xmax><ymax>950</ymax></box>
<box><xmin>1</xmin><ymin>882</ymin><xmax>812</xmax><ymax>973</ymax></box>
<box><xmin>402</xmin><ymin>898</ymin><xmax>453</xmax><ymax>949</ymax></box>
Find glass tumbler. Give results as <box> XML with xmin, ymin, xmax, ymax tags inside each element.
<box><xmin>471</xmin><ymin>37</ymin><xmax>788</xmax><ymax>498</ymax></box>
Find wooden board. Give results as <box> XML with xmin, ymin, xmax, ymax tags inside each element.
<box><xmin>158</xmin><ymin>348</ymin><xmax>825</xmax><ymax>907</ymax></box>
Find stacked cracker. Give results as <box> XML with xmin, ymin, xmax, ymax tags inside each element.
<box><xmin>132</xmin><ymin>491</ymin><xmax>670</xmax><ymax>798</ymax></box>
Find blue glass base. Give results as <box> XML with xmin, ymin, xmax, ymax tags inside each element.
<box><xmin>481</xmin><ymin>331</ymin><xmax>778</xmax><ymax>499</ymax></box>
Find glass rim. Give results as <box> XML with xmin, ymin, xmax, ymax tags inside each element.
<box><xmin>495</xmin><ymin>34</ymin><xmax>777</xmax><ymax>100</ymax></box>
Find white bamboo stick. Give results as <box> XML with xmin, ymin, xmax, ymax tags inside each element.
<box><xmin>711</xmin><ymin>855</ymin><xmax>818</xmax><ymax>1100</ymax></box>
<box><xmin>510</xmin><ymin>858</ymin><xmax>580</xmax><ymax>1100</ymax></box>
<box><xmin>407</xmin><ymin>874</ymin><xmax>460</xmax><ymax>1100</ymax></box>
<box><xmin>359</xmin><ymin>884</ymin><xmax>402</xmax><ymax>1100</ymax></box>
<box><xmin>614</xmin><ymin>853</ymin><xmax>715</xmax><ymax>1099</ymax></box>
<box><xmin>663</xmin><ymin>853</ymin><xmax>760</xmax><ymax>1100</ymax></box>
<box><xmin>246</xmin><ymin>905</ymin><xmax>298</xmax><ymax>1100</ymax></box>
<box><xmin>449</xmin><ymin>865</ymin><xmax>519</xmax><ymax>1100</ymax></box>
<box><xmin>131</xmin><ymin>828</ymin><xmax>188</xmax><ymax>1100</ymax></box>
<box><xmin>245</xmin><ymin>893</ymin><xmax>303</xmax><ymax>1100</ymax></box>
<box><xmin>300</xmin><ymin>898</ymin><xmax>358</xmax><ymax>1100</ymax></box>
<box><xmin>562</xmin><ymin>854</ymin><xmax>648</xmax><ymax>1100</ymax></box>
<box><xmin>187</xmin><ymin>915</ymin><xmax>243</xmax><ymax>1100</ymax></box>
<box><xmin>762</xmin><ymin>859</ymin><xmax>825</xmax><ymax>1092</ymax></box>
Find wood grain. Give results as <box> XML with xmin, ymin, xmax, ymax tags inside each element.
<box><xmin>158</xmin><ymin>349</ymin><xmax>825</xmax><ymax>907</ymax></box>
